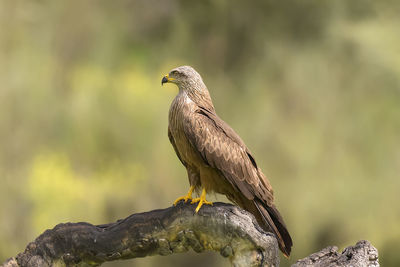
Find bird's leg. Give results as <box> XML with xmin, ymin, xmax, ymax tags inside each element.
<box><xmin>173</xmin><ymin>186</ymin><xmax>195</xmax><ymax>206</ymax></box>
<box><xmin>191</xmin><ymin>188</ymin><xmax>213</xmax><ymax>213</ymax></box>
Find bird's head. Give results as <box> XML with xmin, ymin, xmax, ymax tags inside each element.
<box><xmin>162</xmin><ymin>66</ymin><xmax>206</xmax><ymax>92</ymax></box>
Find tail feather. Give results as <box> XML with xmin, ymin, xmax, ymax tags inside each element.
<box><xmin>254</xmin><ymin>199</ymin><xmax>293</xmax><ymax>257</ymax></box>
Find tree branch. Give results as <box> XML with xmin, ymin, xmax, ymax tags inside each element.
<box><xmin>1</xmin><ymin>202</ymin><xmax>380</xmax><ymax>267</ymax></box>
<box><xmin>1</xmin><ymin>202</ymin><xmax>279</xmax><ymax>267</ymax></box>
<box><xmin>292</xmin><ymin>240</ymin><xmax>379</xmax><ymax>267</ymax></box>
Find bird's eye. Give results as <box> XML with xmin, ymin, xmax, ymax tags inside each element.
<box><xmin>171</xmin><ymin>70</ymin><xmax>178</xmax><ymax>75</ymax></box>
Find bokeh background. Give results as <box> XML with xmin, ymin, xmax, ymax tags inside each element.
<box><xmin>1</xmin><ymin>0</ymin><xmax>399</xmax><ymax>266</ymax></box>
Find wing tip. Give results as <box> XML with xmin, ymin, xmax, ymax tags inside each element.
<box><xmin>254</xmin><ymin>199</ymin><xmax>293</xmax><ymax>257</ymax></box>
<box><xmin>281</xmin><ymin>242</ymin><xmax>292</xmax><ymax>257</ymax></box>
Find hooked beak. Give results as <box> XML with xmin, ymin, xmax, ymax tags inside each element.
<box><xmin>161</xmin><ymin>74</ymin><xmax>175</xmax><ymax>85</ymax></box>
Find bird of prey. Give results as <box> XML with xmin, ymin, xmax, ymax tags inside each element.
<box><xmin>162</xmin><ymin>66</ymin><xmax>293</xmax><ymax>256</ymax></box>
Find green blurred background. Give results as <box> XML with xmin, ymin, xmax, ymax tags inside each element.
<box><xmin>1</xmin><ymin>0</ymin><xmax>399</xmax><ymax>266</ymax></box>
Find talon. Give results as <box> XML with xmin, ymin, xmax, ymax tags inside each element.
<box><xmin>173</xmin><ymin>186</ymin><xmax>195</xmax><ymax>206</ymax></box>
<box><xmin>192</xmin><ymin>188</ymin><xmax>213</xmax><ymax>213</ymax></box>
<box><xmin>191</xmin><ymin>197</ymin><xmax>200</xmax><ymax>204</ymax></box>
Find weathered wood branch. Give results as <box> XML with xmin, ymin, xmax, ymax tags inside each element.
<box><xmin>292</xmin><ymin>240</ymin><xmax>379</xmax><ymax>267</ymax></box>
<box><xmin>1</xmin><ymin>202</ymin><xmax>279</xmax><ymax>267</ymax></box>
<box><xmin>1</xmin><ymin>201</ymin><xmax>379</xmax><ymax>267</ymax></box>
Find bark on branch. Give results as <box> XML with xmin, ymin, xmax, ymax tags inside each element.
<box><xmin>1</xmin><ymin>202</ymin><xmax>379</xmax><ymax>267</ymax></box>
<box><xmin>1</xmin><ymin>202</ymin><xmax>279</xmax><ymax>267</ymax></box>
<box><xmin>292</xmin><ymin>240</ymin><xmax>379</xmax><ymax>267</ymax></box>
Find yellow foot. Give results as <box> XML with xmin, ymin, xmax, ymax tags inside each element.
<box><xmin>191</xmin><ymin>188</ymin><xmax>213</xmax><ymax>213</ymax></box>
<box><xmin>173</xmin><ymin>186</ymin><xmax>195</xmax><ymax>206</ymax></box>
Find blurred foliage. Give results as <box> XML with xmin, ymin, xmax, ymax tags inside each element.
<box><xmin>1</xmin><ymin>0</ymin><xmax>399</xmax><ymax>266</ymax></box>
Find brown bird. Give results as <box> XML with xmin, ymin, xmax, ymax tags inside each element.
<box><xmin>162</xmin><ymin>66</ymin><xmax>293</xmax><ymax>256</ymax></box>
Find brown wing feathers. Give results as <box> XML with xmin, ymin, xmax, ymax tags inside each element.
<box><xmin>254</xmin><ymin>199</ymin><xmax>293</xmax><ymax>256</ymax></box>
<box><xmin>184</xmin><ymin>110</ymin><xmax>256</xmax><ymax>199</ymax></box>
<box><xmin>184</xmin><ymin>107</ymin><xmax>293</xmax><ymax>256</ymax></box>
